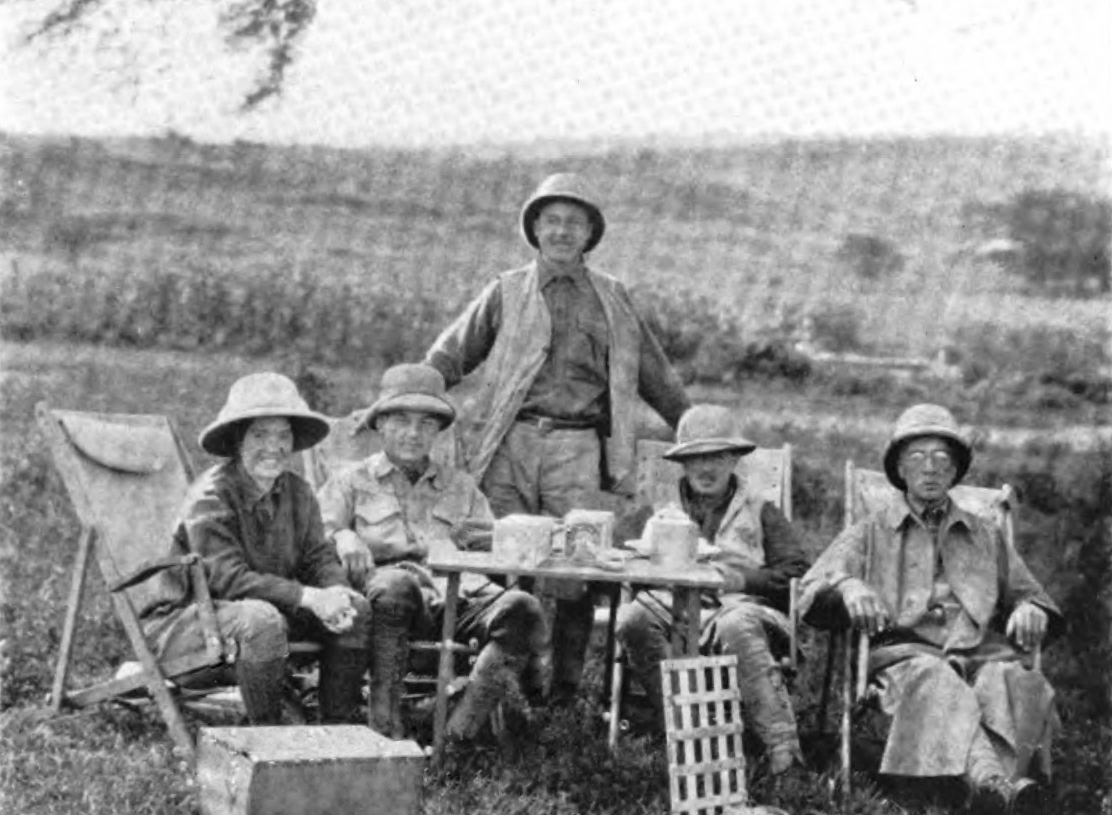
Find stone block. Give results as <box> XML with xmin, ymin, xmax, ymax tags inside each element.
<box><xmin>197</xmin><ymin>725</ymin><xmax>424</xmax><ymax>815</ymax></box>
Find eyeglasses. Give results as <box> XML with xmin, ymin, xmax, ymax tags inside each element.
<box><xmin>901</xmin><ymin>450</ymin><xmax>955</xmax><ymax>469</ymax></box>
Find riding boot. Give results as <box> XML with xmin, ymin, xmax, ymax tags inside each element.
<box><xmin>446</xmin><ymin>642</ymin><xmax>525</xmax><ymax>741</ymax></box>
<box><xmin>236</xmin><ymin>657</ymin><xmax>287</xmax><ymax>725</ymax></box>
<box><xmin>318</xmin><ymin>646</ymin><xmax>368</xmax><ymax>724</ymax></box>
<box><xmin>369</xmin><ymin>616</ymin><xmax>409</xmax><ymax>739</ymax></box>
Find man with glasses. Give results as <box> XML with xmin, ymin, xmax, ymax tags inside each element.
<box><xmin>798</xmin><ymin>404</ymin><xmax>1060</xmax><ymax>815</ymax></box>
<box><xmin>423</xmin><ymin>173</ymin><xmax>690</xmax><ymax>704</ymax></box>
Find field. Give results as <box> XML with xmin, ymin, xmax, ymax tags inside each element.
<box><xmin>1</xmin><ymin>132</ymin><xmax>1110</xmax><ymax>813</ymax></box>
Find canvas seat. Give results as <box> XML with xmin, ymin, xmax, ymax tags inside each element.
<box><xmin>605</xmin><ymin>440</ymin><xmax>798</xmax><ymax>750</ymax></box>
<box><xmin>36</xmin><ymin>403</ymin><xmax>322</xmax><ymax>761</ymax></box>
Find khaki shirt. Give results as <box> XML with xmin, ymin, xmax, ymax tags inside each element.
<box><xmin>317</xmin><ymin>452</ymin><xmax>493</xmax><ymax>591</ymax></box>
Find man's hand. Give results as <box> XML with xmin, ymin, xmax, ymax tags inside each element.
<box><xmin>450</xmin><ymin>519</ymin><xmax>494</xmax><ymax>552</ymax></box>
<box><xmin>1006</xmin><ymin>602</ymin><xmax>1048</xmax><ymax>651</ymax></box>
<box><xmin>839</xmin><ymin>578</ymin><xmax>890</xmax><ymax>637</ymax></box>
<box><xmin>301</xmin><ymin>585</ymin><xmax>363</xmax><ymax>634</ymax></box>
<box><xmin>334</xmin><ymin>530</ymin><xmax>373</xmax><ymax>586</ymax></box>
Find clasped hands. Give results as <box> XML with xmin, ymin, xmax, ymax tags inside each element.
<box><xmin>839</xmin><ymin>578</ymin><xmax>1047</xmax><ymax>650</ymax></box>
<box><xmin>301</xmin><ymin>584</ymin><xmax>363</xmax><ymax>634</ymax></box>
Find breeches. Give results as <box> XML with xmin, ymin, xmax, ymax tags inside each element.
<box><xmin>616</xmin><ymin>597</ymin><xmax>799</xmax><ymax>749</ymax></box>
<box><xmin>143</xmin><ymin>595</ymin><xmax>370</xmax><ymax>669</ymax></box>
<box><xmin>364</xmin><ymin>565</ymin><xmax>547</xmax><ymax>658</ymax></box>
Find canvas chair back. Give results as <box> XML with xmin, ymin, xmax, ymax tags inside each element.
<box><xmin>635</xmin><ymin>439</ymin><xmax>793</xmax><ymax>519</ymax></box>
<box><xmin>302</xmin><ymin>413</ymin><xmax>461</xmax><ymax>491</ymax></box>
<box><xmin>845</xmin><ymin>462</ymin><xmax>1012</xmax><ymax>530</ymax></box>
<box><xmin>38</xmin><ymin>407</ymin><xmax>195</xmax><ymax>613</ymax></box>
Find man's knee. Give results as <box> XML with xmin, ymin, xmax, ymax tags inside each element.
<box><xmin>227</xmin><ymin>599</ymin><xmax>289</xmax><ymax>661</ymax></box>
<box><xmin>487</xmin><ymin>590</ymin><xmax>547</xmax><ymax>654</ymax></box>
<box><xmin>617</xmin><ymin>601</ymin><xmax>668</xmax><ymax>647</ymax></box>
<box><xmin>711</xmin><ymin>607</ymin><xmax>773</xmax><ymax>658</ymax></box>
<box><xmin>364</xmin><ymin>568</ymin><xmax>423</xmax><ymax>623</ymax></box>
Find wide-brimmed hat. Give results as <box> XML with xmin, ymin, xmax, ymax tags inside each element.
<box><xmin>520</xmin><ymin>173</ymin><xmax>606</xmax><ymax>253</ymax></box>
<box><xmin>663</xmin><ymin>405</ymin><xmax>758</xmax><ymax>461</ymax></box>
<box><xmin>199</xmin><ymin>372</ymin><xmax>330</xmax><ymax>457</ymax></box>
<box><xmin>882</xmin><ymin>403</ymin><xmax>972</xmax><ymax>491</ymax></box>
<box><xmin>353</xmin><ymin>364</ymin><xmax>456</xmax><ymax>432</ymax></box>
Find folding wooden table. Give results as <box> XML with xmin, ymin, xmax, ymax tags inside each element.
<box><xmin>426</xmin><ymin>550</ymin><xmax>724</xmax><ymax>760</ymax></box>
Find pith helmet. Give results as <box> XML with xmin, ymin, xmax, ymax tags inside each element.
<box><xmin>883</xmin><ymin>403</ymin><xmax>972</xmax><ymax>491</ymax></box>
<box><xmin>520</xmin><ymin>172</ymin><xmax>606</xmax><ymax>253</ymax></box>
<box><xmin>199</xmin><ymin>372</ymin><xmax>330</xmax><ymax>457</ymax></box>
<box><xmin>354</xmin><ymin>364</ymin><xmax>456</xmax><ymax>432</ymax></box>
<box><xmin>663</xmin><ymin>405</ymin><xmax>758</xmax><ymax>461</ymax></box>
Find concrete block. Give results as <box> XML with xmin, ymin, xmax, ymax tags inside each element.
<box><xmin>198</xmin><ymin>725</ymin><xmax>424</xmax><ymax>815</ymax></box>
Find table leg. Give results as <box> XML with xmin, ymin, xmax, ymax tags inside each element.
<box><xmin>670</xmin><ymin>588</ymin><xmax>701</xmax><ymax>657</ymax></box>
<box><xmin>432</xmin><ymin>572</ymin><xmax>461</xmax><ymax>763</ymax></box>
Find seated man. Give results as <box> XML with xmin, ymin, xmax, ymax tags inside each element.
<box><xmin>317</xmin><ymin>363</ymin><xmax>547</xmax><ymax>741</ymax></box>
<box><xmin>798</xmin><ymin>404</ymin><xmax>1061</xmax><ymax>815</ymax></box>
<box><xmin>615</xmin><ymin>405</ymin><xmax>809</xmax><ymax>775</ymax></box>
<box><xmin>139</xmin><ymin>373</ymin><xmax>369</xmax><ymax>726</ymax></box>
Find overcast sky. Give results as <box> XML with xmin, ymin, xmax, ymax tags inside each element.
<box><xmin>1</xmin><ymin>0</ymin><xmax>1108</xmax><ymax>147</ymax></box>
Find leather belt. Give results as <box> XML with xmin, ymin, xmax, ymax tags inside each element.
<box><xmin>515</xmin><ymin>414</ymin><xmax>600</xmax><ymax>434</ymax></box>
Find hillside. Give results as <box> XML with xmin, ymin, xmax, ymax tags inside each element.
<box><xmin>1</xmin><ymin>130</ymin><xmax>1108</xmax><ymax>357</ymax></box>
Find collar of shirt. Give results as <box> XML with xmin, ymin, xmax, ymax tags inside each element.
<box><xmin>887</xmin><ymin>493</ymin><xmax>972</xmax><ymax>533</ymax></box>
<box><xmin>536</xmin><ymin>256</ymin><xmax>589</xmax><ymax>291</ymax></box>
<box><xmin>369</xmin><ymin>452</ymin><xmax>446</xmax><ymax>491</ymax></box>
<box><xmin>229</xmin><ymin>460</ymin><xmax>286</xmax><ymax>511</ymax></box>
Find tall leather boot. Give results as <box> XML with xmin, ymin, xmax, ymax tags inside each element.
<box><xmin>369</xmin><ymin>616</ymin><xmax>409</xmax><ymax>739</ymax></box>
<box><xmin>318</xmin><ymin>647</ymin><xmax>368</xmax><ymax>725</ymax></box>
<box><xmin>446</xmin><ymin>642</ymin><xmax>525</xmax><ymax>741</ymax></box>
<box><xmin>236</xmin><ymin>657</ymin><xmax>287</xmax><ymax>725</ymax></box>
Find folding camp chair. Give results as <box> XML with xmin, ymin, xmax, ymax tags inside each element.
<box><xmin>37</xmin><ymin>403</ymin><xmax>323</xmax><ymax>761</ymax></box>
<box><xmin>302</xmin><ymin>413</ymin><xmax>479</xmax><ymax>709</ymax></box>
<box><xmin>820</xmin><ymin>460</ymin><xmax>1025</xmax><ymax>799</ymax></box>
<box><xmin>606</xmin><ymin>441</ymin><xmax>798</xmax><ymax>750</ymax></box>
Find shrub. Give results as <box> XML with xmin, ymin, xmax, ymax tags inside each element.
<box><xmin>836</xmin><ymin>232</ymin><xmax>904</xmax><ymax>281</ymax></box>
<box><xmin>1005</xmin><ymin>188</ymin><xmax>1111</xmax><ymax>295</ymax></box>
<box><xmin>808</xmin><ymin>303</ymin><xmax>865</xmax><ymax>353</ymax></box>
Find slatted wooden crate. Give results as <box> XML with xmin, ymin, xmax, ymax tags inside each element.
<box><xmin>661</xmin><ymin>655</ymin><xmax>748</xmax><ymax>815</ymax></box>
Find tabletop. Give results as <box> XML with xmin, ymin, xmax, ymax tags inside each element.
<box><xmin>426</xmin><ymin>550</ymin><xmax>724</xmax><ymax>590</ymax></box>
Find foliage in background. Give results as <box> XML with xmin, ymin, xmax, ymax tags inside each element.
<box><xmin>836</xmin><ymin>233</ymin><xmax>904</xmax><ymax>281</ymax></box>
<box><xmin>1005</xmin><ymin>188</ymin><xmax>1112</xmax><ymax>295</ymax></box>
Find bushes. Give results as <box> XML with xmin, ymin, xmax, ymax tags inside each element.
<box><xmin>952</xmin><ymin>321</ymin><xmax>1110</xmax><ymax>411</ymax></box>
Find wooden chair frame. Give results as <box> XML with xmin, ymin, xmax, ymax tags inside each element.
<box><xmin>37</xmin><ymin>402</ymin><xmax>227</xmax><ymax>760</ymax></box>
<box><xmin>606</xmin><ymin>441</ymin><xmax>796</xmax><ymax>750</ymax></box>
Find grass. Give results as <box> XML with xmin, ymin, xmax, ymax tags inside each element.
<box><xmin>2</xmin><ymin>339</ymin><xmax>1108</xmax><ymax>814</ymax></box>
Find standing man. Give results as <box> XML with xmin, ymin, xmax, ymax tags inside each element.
<box><xmin>798</xmin><ymin>404</ymin><xmax>1060</xmax><ymax>815</ymax></box>
<box><xmin>423</xmin><ymin>173</ymin><xmax>691</xmax><ymax>703</ymax></box>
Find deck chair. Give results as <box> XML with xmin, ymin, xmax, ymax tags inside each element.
<box><xmin>821</xmin><ymin>461</ymin><xmax>1024</xmax><ymax>799</ymax></box>
<box><xmin>36</xmin><ymin>403</ymin><xmax>231</xmax><ymax>759</ymax></box>
<box><xmin>301</xmin><ymin>413</ymin><xmax>479</xmax><ymax>707</ymax></box>
<box><xmin>606</xmin><ymin>440</ymin><xmax>797</xmax><ymax>749</ymax></box>
<box><xmin>37</xmin><ymin>403</ymin><xmax>324</xmax><ymax>761</ymax></box>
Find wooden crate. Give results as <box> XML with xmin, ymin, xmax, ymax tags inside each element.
<box><xmin>197</xmin><ymin>725</ymin><xmax>424</xmax><ymax>815</ymax></box>
<box><xmin>661</xmin><ymin>655</ymin><xmax>748</xmax><ymax>815</ymax></box>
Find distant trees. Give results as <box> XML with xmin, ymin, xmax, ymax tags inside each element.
<box><xmin>1004</xmin><ymin>189</ymin><xmax>1111</xmax><ymax>295</ymax></box>
<box><xmin>836</xmin><ymin>233</ymin><xmax>904</xmax><ymax>281</ymax></box>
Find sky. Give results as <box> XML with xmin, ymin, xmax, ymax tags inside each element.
<box><xmin>1</xmin><ymin>0</ymin><xmax>1109</xmax><ymax>147</ymax></box>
